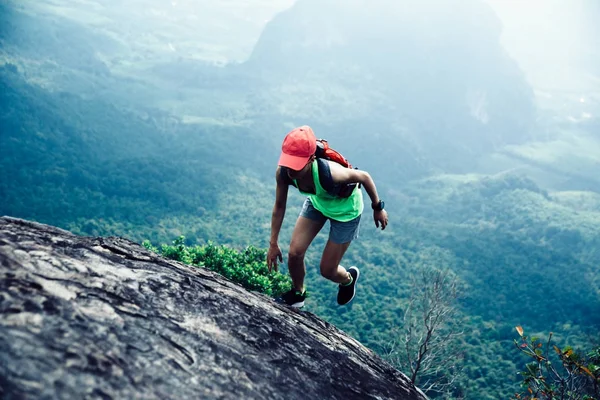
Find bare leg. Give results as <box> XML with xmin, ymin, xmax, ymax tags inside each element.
<box><xmin>288</xmin><ymin>216</ymin><xmax>326</xmax><ymax>292</ymax></box>
<box><xmin>319</xmin><ymin>240</ymin><xmax>352</xmax><ymax>284</ymax></box>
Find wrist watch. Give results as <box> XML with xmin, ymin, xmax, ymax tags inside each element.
<box><xmin>371</xmin><ymin>200</ymin><xmax>385</xmax><ymax>211</ymax></box>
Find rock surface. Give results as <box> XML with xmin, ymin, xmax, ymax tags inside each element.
<box><xmin>0</xmin><ymin>216</ymin><xmax>427</xmax><ymax>400</ymax></box>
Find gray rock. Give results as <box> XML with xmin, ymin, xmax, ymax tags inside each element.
<box><xmin>0</xmin><ymin>216</ymin><xmax>427</xmax><ymax>400</ymax></box>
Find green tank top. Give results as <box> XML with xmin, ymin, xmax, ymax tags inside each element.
<box><xmin>295</xmin><ymin>160</ymin><xmax>364</xmax><ymax>222</ymax></box>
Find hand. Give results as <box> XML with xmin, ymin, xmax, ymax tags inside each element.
<box><xmin>267</xmin><ymin>244</ymin><xmax>283</xmax><ymax>272</ymax></box>
<box><xmin>374</xmin><ymin>209</ymin><xmax>388</xmax><ymax>230</ymax></box>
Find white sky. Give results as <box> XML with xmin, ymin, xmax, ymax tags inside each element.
<box><xmin>485</xmin><ymin>0</ymin><xmax>599</xmax><ymax>92</ymax></box>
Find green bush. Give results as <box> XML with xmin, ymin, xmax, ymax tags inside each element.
<box><xmin>143</xmin><ymin>236</ymin><xmax>290</xmax><ymax>296</ymax></box>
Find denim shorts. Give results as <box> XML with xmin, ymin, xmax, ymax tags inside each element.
<box><xmin>299</xmin><ymin>197</ymin><xmax>361</xmax><ymax>244</ymax></box>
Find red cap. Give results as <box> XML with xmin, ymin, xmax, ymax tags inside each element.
<box><xmin>278</xmin><ymin>126</ymin><xmax>317</xmax><ymax>170</ymax></box>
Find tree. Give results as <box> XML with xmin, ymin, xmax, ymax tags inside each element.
<box><xmin>384</xmin><ymin>266</ymin><xmax>465</xmax><ymax>397</ymax></box>
<box><xmin>513</xmin><ymin>327</ymin><xmax>600</xmax><ymax>400</ymax></box>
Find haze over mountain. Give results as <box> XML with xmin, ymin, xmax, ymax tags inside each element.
<box><xmin>479</xmin><ymin>0</ymin><xmax>600</xmax><ymax>193</ymax></box>
<box><xmin>245</xmin><ymin>0</ymin><xmax>535</xmax><ymax>176</ymax></box>
<box><xmin>487</xmin><ymin>0</ymin><xmax>600</xmax><ymax>94</ymax></box>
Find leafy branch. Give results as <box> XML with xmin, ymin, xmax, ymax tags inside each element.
<box><xmin>513</xmin><ymin>326</ymin><xmax>600</xmax><ymax>400</ymax></box>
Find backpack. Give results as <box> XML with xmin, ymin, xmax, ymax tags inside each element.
<box><xmin>315</xmin><ymin>139</ymin><xmax>353</xmax><ymax>169</ymax></box>
<box><xmin>281</xmin><ymin>139</ymin><xmax>360</xmax><ymax>198</ymax></box>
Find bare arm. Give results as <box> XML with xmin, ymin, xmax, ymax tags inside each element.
<box><xmin>270</xmin><ymin>167</ymin><xmax>289</xmax><ymax>245</ymax></box>
<box><xmin>329</xmin><ymin>162</ymin><xmax>381</xmax><ymax>206</ymax></box>
<box><xmin>267</xmin><ymin>167</ymin><xmax>289</xmax><ymax>271</ymax></box>
<box><xmin>329</xmin><ymin>162</ymin><xmax>389</xmax><ymax>230</ymax></box>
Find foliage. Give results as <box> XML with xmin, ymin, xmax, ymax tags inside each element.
<box><xmin>143</xmin><ymin>236</ymin><xmax>291</xmax><ymax>296</ymax></box>
<box><xmin>513</xmin><ymin>327</ymin><xmax>600</xmax><ymax>399</ymax></box>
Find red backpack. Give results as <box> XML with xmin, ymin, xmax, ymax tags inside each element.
<box><xmin>315</xmin><ymin>139</ymin><xmax>353</xmax><ymax>168</ymax></box>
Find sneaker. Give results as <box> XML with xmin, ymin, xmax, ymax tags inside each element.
<box><xmin>337</xmin><ymin>266</ymin><xmax>360</xmax><ymax>305</ymax></box>
<box><xmin>275</xmin><ymin>289</ymin><xmax>306</xmax><ymax>308</ymax></box>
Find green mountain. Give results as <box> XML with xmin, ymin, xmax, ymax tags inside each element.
<box><xmin>2</xmin><ymin>0</ymin><xmax>599</xmax><ymax>398</ymax></box>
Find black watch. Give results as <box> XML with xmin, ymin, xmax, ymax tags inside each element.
<box><xmin>371</xmin><ymin>200</ymin><xmax>385</xmax><ymax>211</ymax></box>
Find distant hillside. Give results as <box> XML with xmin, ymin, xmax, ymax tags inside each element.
<box><xmin>241</xmin><ymin>0</ymin><xmax>535</xmax><ymax>181</ymax></box>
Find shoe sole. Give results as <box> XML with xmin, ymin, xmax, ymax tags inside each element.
<box><xmin>274</xmin><ymin>299</ymin><xmax>305</xmax><ymax>308</ymax></box>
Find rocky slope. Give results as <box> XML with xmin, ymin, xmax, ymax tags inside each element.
<box><xmin>0</xmin><ymin>216</ymin><xmax>427</xmax><ymax>400</ymax></box>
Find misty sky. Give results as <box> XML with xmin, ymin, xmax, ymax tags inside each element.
<box><xmin>485</xmin><ymin>0</ymin><xmax>599</xmax><ymax>92</ymax></box>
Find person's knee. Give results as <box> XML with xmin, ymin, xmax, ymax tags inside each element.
<box><xmin>288</xmin><ymin>247</ymin><xmax>306</xmax><ymax>262</ymax></box>
<box><xmin>319</xmin><ymin>261</ymin><xmax>337</xmax><ymax>280</ymax></box>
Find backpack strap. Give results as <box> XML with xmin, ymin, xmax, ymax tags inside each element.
<box><xmin>317</xmin><ymin>158</ymin><xmax>335</xmax><ymax>194</ymax></box>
